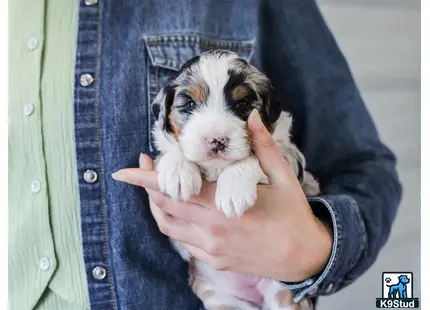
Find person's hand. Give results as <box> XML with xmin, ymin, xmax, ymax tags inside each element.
<box><xmin>112</xmin><ymin>110</ymin><xmax>333</xmax><ymax>282</ymax></box>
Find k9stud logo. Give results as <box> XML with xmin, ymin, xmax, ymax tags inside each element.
<box><xmin>376</xmin><ymin>272</ymin><xmax>419</xmax><ymax>308</ymax></box>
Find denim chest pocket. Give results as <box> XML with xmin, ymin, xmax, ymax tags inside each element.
<box><xmin>143</xmin><ymin>34</ymin><xmax>254</xmax><ymax>157</ymax></box>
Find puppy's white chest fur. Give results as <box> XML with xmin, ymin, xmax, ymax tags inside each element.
<box><xmin>201</xmin><ymin>167</ymin><xmax>224</xmax><ymax>182</ymax></box>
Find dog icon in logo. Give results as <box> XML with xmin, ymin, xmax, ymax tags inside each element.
<box><xmin>386</xmin><ymin>275</ymin><xmax>410</xmax><ymax>299</ymax></box>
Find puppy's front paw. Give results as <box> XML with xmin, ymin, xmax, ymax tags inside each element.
<box><xmin>215</xmin><ymin>171</ymin><xmax>258</xmax><ymax>218</ymax></box>
<box><xmin>156</xmin><ymin>153</ymin><xmax>202</xmax><ymax>200</ymax></box>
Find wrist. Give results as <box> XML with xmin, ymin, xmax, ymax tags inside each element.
<box><xmin>309</xmin><ymin>216</ymin><xmax>333</xmax><ymax>274</ymax></box>
<box><xmin>290</xmin><ymin>213</ymin><xmax>333</xmax><ymax>282</ymax></box>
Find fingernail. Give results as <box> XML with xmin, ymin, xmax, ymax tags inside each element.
<box><xmin>139</xmin><ymin>153</ymin><xmax>146</xmax><ymax>168</ymax></box>
<box><xmin>250</xmin><ymin>109</ymin><xmax>264</xmax><ymax>129</ymax></box>
<box><xmin>112</xmin><ymin>171</ymin><xmax>125</xmax><ymax>181</ymax></box>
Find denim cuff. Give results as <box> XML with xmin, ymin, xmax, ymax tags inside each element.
<box><xmin>278</xmin><ymin>195</ymin><xmax>367</xmax><ymax>303</ymax></box>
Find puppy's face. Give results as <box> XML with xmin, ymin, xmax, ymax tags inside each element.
<box><xmin>152</xmin><ymin>50</ymin><xmax>281</xmax><ymax>168</ymax></box>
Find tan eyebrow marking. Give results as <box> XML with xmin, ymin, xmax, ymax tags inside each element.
<box><xmin>186</xmin><ymin>83</ymin><xmax>209</xmax><ymax>103</ymax></box>
<box><xmin>232</xmin><ymin>85</ymin><xmax>251</xmax><ymax>101</ymax></box>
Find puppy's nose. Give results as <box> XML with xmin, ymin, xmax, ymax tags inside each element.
<box><xmin>207</xmin><ymin>137</ymin><xmax>229</xmax><ymax>152</ymax></box>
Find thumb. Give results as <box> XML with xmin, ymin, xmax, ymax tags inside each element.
<box><xmin>248</xmin><ymin>109</ymin><xmax>287</xmax><ymax>184</ymax></box>
<box><xmin>139</xmin><ymin>153</ymin><xmax>154</xmax><ymax>170</ymax></box>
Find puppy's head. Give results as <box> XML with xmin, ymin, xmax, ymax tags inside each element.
<box><xmin>152</xmin><ymin>50</ymin><xmax>281</xmax><ymax>168</ymax></box>
<box><xmin>398</xmin><ymin>275</ymin><xmax>410</xmax><ymax>284</ymax></box>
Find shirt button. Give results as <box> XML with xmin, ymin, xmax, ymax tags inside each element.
<box><xmin>80</xmin><ymin>73</ymin><xmax>94</xmax><ymax>86</ymax></box>
<box><xmin>39</xmin><ymin>256</ymin><xmax>51</xmax><ymax>271</ymax></box>
<box><xmin>23</xmin><ymin>102</ymin><xmax>35</xmax><ymax>116</ymax></box>
<box><xmin>30</xmin><ymin>180</ymin><xmax>41</xmax><ymax>194</ymax></box>
<box><xmin>85</xmin><ymin>0</ymin><xmax>98</xmax><ymax>5</ymax></box>
<box><xmin>27</xmin><ymin>37</ymin><xmax>39</xmax><ymax>50</ymax></box>
<box><xmin>92</xmin><ymin>266</ymin><xmax>106</xmax><ymax>280</ymax></box>
<box><xmin>83</xmin><ymin>170</ymin><xmax>98</xmax><ymax>183</ymax></box>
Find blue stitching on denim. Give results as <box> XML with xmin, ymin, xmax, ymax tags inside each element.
<box><xmin>144</xmin><ymin>33</ymin><xmax>255</xmax><ymax>46</ymax></box>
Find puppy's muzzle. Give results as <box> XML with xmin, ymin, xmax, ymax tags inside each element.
<box><xmin>207</xmin><ymin>136</ymin><xmax>229</xmax><ymax>153</ymax></box>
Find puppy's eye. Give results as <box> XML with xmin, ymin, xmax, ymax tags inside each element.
<box><xmin>237</xmin><ymin>100</ymin><xmax>248</xmax><ymax>107</ymax></box>
<box><xmin>185</xmin><ymin>100</ymin><xmax>196</xmax><ymax>108</ymax></box>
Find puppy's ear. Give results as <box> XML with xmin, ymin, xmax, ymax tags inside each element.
<box><xmin>151</xmin><ymin>90</ymin><xmax>164</xmax><ymax>120</ymax></box>
<box><xmin>261</xmin><ymin>87</ymin><xmax>282</xmax><ymax>133</ymax></box>
<box><xmin>266</xmin><ymin>93</ymin><xmax>282</xmax><ymax>127</ymax></box>
<box><xmin>151</xmin><ymin>83</ymin><xmax>175</xmax><ymax>132</ymax></box>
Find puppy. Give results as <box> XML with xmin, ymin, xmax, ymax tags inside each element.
<box><xmin>151</xmin><ymin>50</ymin><xmax>319</xmax><ymax>310</ymax></box>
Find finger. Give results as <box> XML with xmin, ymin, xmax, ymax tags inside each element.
<box><xmin>149</xmin><ymin>197</ymin><xmax>206</xmax><ymax>248</ymax></box>
<box><xmin>138</xmin><ymin>154</ymin><xmax>157</xmax><ymax>197</ymax></box>
<box><xmin>147</xmin><ymin>190</ymin><xmax>220</xmax><ymax>225</ymax></box>
<box><xmin>139</xmin><ymin>153</ymin><xmax>154</xmax><ymax>170</ymax></box>
<box><xmin>112</xmin><ymin>168</ymin><xmax>160</xmax><ymax>190</ymax></box>
<box><xmin>180</xmin><ymin>242</ymin><xmax>231</xmax><ymax>271</ymax></box>
<box><xmin>247</xmin><ymin>109</ymin><xmax>287</xmax><ymax>184</ymax></box>
<box><xmin>112</xmin><ymin>167</ymin><xmax>217</xmax><ymax>209</ymax></box>
<box><xmin>191</xmin><ymin>181</ymin><xmax>217</xmax><ymax>208</ymax></box>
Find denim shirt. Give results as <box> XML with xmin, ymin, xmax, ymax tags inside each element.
<box><xmin>75</xmin><ymin>0</ymin><xmax>402</xmax><ymax>309</ymax></box>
